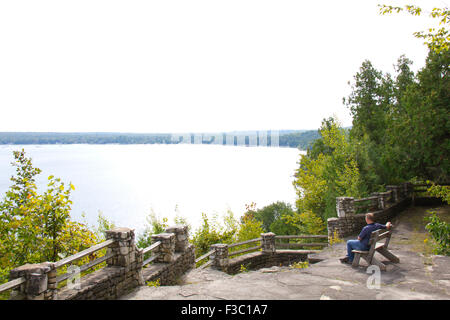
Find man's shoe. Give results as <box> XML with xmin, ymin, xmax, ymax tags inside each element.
<box><xmin>339</xmin><ymin>257</ymin><xmax>349</xmax><ymax>264</ymax></box>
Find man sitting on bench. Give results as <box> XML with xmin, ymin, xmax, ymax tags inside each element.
<box><xmin>340</xmin><ymin>213</ymin><xmax>392</xmax><ymax>264</ymax></box>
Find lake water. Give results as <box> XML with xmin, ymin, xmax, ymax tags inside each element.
<box><xmin>0</xmin><ymin>144</ymin><xmax>303</xmax><ymax>235</ymax></box>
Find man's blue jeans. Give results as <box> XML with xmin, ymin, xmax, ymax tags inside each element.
<box><xmin>346</xmin><ymin>240</ymin><xmax>369</xmax><ymax>262</ymax></box>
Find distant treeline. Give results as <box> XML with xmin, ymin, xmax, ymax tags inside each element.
<box><xmin>0</xmin><ymin>130</ymin><xmax>320</xmax><ymax>150</ymax></box>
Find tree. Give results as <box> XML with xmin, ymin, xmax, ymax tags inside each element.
<box><xmin>293</xmin><ymin>118</ymin><xmax>365</xmax><ymax>220</ymax></box>
<box><xmin>379</xmin><ymin>5</ymin><xmax>449</xmax><ymax>53</ymax></box>
<box><xmin>0</xmin><ymin>150</ymin><xmax>97</xmax><ymax>284</ymax></box>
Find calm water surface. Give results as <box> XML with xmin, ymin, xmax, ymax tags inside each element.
<box><xmin>0</xmin><ymin>144</ymin><xmax>303</xmax><ymax>234</ymax></box>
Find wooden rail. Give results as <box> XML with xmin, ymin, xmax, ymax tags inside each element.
<box><xmin>228</xmin><ymin>245</ymin><xmax>262</xmax><ymax>257</ymax></box>
<box><xmin>195</xmin><ymin>250</ymin><xmax>214</xmax><ymax>264</ymax></box>
<box><xmin>276</xmin><ymin>243</ymin><xmax>327</xmax><ymax>249</ymax></box>
<box><xmin>274</xmin><ymin>234</ymin><xmax>328</xmax><ymax>250</ymax></box>
<box><xmin>56</xmin><ymin>253</ymin><xmax>115</xmax><ymax>283</ymax></box>
<box><xmin>275</xmin><ymin>235</ymin><xmax>328</xmax><ymax>239</ymax></box>
<box><xmin>54</xmin><ymin>238</ymin><xmax>116</xmax><ymax>284</ymax></box>
<box><xmin>54</xmin><ymin>239</ymin><xmax>115</xmax><ymax>269</ymax></box>
<box><xmin>354</xmin><ymin>196</ymin><xmax>378</xmax><ymax>203</ymax></box>
<box><xmin>0</xmin><ymin>277</ymin><xmax>26</xmax><ymax>294</ymax></box>
<box><xmin>142</xmin><ymin>241</ymin><xmax>161</xmax><ymax>255</ymax></box>
<box><xmin>228</xmin><ymin>238</ymin><xmax>262</xmax><ymax>249</ymax></box>
<box><xmin>142</xmin><ymin>241</ymin><xmax>162</xmax><ymax>267</ymax></box>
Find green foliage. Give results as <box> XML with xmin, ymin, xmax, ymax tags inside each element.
<box><xmin>282</xmin><ymin>210</ymin><xmax>326</xmax><ymax>236</ymax></box>
<box><xmin>290</xmin><ymin>261</ymin><xmax>309</xmax><ymax>269</ymax></box>
<box><xmin>329</xmin><ymin>230</ymin><xmax>344</xmax><ymax>246</ymax></box>
<box><xmin>0</xmin><ymin>149</ymin><xmax>97</xmax><ymax>286</ymax></box>
<box><xmin>237</xmin><ymin>214</ymin><xmax>264</xmax><ymax>242</ymax></box>
<box><xmin>244</xmin><ymin>201</ymin><xmax>299</xmax><ymax>235</ymax></box>
<box><xmin>278</xmin><ymin>130</ymin><xmax>320</xmax><ymax>149</ymax></box>
<box><xmin>293</xmin><ymin>118</ymin><xmax>365</xmax><ymax>220</ymax></box>
<box><xmin>343</xmin><ymin>49</ymin><xmax>449</xmax><ymax>186</ymax></box>
<box><xmin>426</xmin><ymin>182</ymin><xmax>450</xmax><ymax>204</ymax></box>
<box><xmin>146</xmin><ymin>279</ymin><xmax>161</xmax><ymax>287</ymax></box>
<box><xmin>239</xmin><ymin>263</ymin><xmax>250</xmax><ymax>273</ymax></box>
<box><xmin>94</xmin><ymin>211</ymin><xmax>116</xmax><ymax>241</ymax></box>
<box><xmin>424</xmin><ymin>211</ymin><xmax>450</xmax><ymax>256</ymax></box>
<box><xmin>379</xmin><ymin>5</ymin><xmax>449</xmax><ymax>53</ymax></box>
<box><xmin>136</xmin><ymin>211</ymin><xmax>169</xmax><ymax>249</ymax></box>
<box><xmin>190</xmin><ymin>212</ymin><xmax>238</xmax><ymax>257</ymax></box>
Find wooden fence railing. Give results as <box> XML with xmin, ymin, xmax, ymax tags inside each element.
<box><xmin>141</xmin><ymin>241</ymin><xmax>161</xmax><ymax>267</ymax></box>
<box><xmin>195</xmin><ymin>234</ymin><xmax>328</xmax><ymax>270</ymax></box>
<box><xmin>274</xmin><ymin>235</ymin><xmax>328</xmax><ymax>249</ymax></box>
<box><xmin>0</xmin><ymin>238</ymin><xmax>117</xmax><ymax>295</ymax></box>
<box><xmin>54</xmin><ymin>239</ymin><xmax>116</xmax><ymax>285</ymax></box>
<box><xmin>0</xmin><ymin>277</ymin><xmax>26</xmax><ymax>295</ymax></box>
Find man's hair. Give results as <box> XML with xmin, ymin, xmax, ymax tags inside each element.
<box><xmin>365</xmin><ymin>213</ymin><xmax>375</xmax><ymax>222</ymax></box>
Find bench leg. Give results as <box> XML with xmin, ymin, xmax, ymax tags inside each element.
<box><xmin>352</xmin><ymin>253</ymin><xmax>361</xmax><ymax>268</ymax></box>
<box><xmin>377</xmin><ymin>247</ymin><xmax>400</xmax><ymax>263</ymax></box>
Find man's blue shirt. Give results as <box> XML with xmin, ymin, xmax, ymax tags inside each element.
<box><xmin>358</xmin><ymin>223</ymin><xmax>387</xmax><ymax>248</ymax></box>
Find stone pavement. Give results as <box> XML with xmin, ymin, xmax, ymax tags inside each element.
<box><xmin>122</xmin><ymin>206</ymin><xmax>450</xmax><ymax>300</ymax></box>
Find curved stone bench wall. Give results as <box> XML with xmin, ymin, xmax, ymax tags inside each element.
<box><xmin>225</xmin><ymin>250</ymin><xmax>309</xmax><ymax>274</ymax></box>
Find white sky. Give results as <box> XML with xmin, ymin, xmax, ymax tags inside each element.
<box><xmin>0</xmin><ymin>0</ymin><xmax>447</xmax><ymax>133</ymax></box>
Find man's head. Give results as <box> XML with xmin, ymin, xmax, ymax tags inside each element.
<box><xmin>365</xmin><ymin>213</ymin><xmax>375</xmax><ymax>224</ymax></box>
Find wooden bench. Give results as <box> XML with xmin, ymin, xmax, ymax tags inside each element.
<box><xmin>352</xmin><ymin>229</ymin><xmax>399</xmax><ymax>271</ymax></box>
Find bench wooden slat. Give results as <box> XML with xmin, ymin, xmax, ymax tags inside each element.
<box><xmin>352</xmin><ymin>250</ymin><xmax>369</xmax><ymax>254</ymax></box>
<box><xmin>376</xmin><ymin>230</ymin><xmax>391</xmax><ymax>241</ymax></box>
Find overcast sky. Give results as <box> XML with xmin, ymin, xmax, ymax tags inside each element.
<box><xmin>0</xmin><ymin>0</ymin><xmax>447</xmax><ymax>133</ymax></box>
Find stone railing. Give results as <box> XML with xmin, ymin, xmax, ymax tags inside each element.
<box><xmin>196</xmin><ymin>233</ymin><xmax>328</xmax><ymax>275</ymax></box>
<box><xmin>0</xmin><ymin>224</ymin><xmax>194</xmax><ymax>300</ymax></box>
<box><xmin>328</xmin><ymin>182</ymin><xmax>415</xmax><ymax>239</ymax></box>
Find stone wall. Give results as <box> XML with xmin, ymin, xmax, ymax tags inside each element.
<box><xmin>8</xmin><ymin>225</ymin><xmax>195</xmax><ymax>300</ymax></box>
<box><xmin>142</xmin><ymin>244</ymin><xmax>195</xmax><ymax>285</ymax></box>
<box><xmin>208</xmin><ymin>232</ymin><xmax>310</xmax><ymax>275</ymax></box>
<box><xmin>225</xmin><ymin>250</ymin><xmax>308</xmax><ymax>275</ymax></box>
<box><xmin>328</xmin><ymin>183</ymin><xmax>413</xmax><ymax>239</ymax></box>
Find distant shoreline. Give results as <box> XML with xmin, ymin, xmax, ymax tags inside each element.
<box><xmin>0</xmin><ymin>130</ymin><xmax>320</xmax><ymax>150</ymax></box>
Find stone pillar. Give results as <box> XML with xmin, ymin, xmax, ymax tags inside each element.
<box><xmin>403</xmin><ymin>182</ymin><xmax>413</xmax><ymax>198</ymax></box>
<box><xmin>210</xmin><ymin>244</ymin><xmax>228</xmax><ymax>270</ymax></box>
<box><xmin>261</xmin><ymin>232</ymin><xmax>276</xmax><ymax>254</ymax></box>
<box><xmin>165</xmin><ymin>225</ymin><xmax>189</xmax><ymax>252</ymax></box>
<box><xmin>151</xmin><ymin>233</ymin><xmax>176</xmax><ymax>263</ymax></box>
<box><xmin>46</xmin><ymin>263</ymin><xmax>57</xmax><ymax>300</ymax></box>
<box><xmin>336</xmin><ymin>197</ymin><xmax>355</xmax><ymax>217</ymax></box>
<box><xmin>9</xmin><ymin>262</ymin><xmax>52</xmax><ymax>300</ymax></box>
<box><xmin>372</xmin><ymin>192</ymin><xmax>387</xmax><ymax>210</ymax></box>
<box><xmin>105</xmin><ymin>227</ymin><xmax>136</xmax><ymax>270</ymax></box>
<box><xmin>386</xmin><ymin>185</ymin><xmax>400</xmax><ymax>203</ymax></box>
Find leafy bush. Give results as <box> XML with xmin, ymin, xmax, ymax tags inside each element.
<box><xmin>424</xmin><ymin>211</ymin><xmax>450</xmax><ymax>256</ymax></box>
<box><xmin>0</xmin><ymin>150</ymin><xmax>98</xmax><ymax>289</ymax></box>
